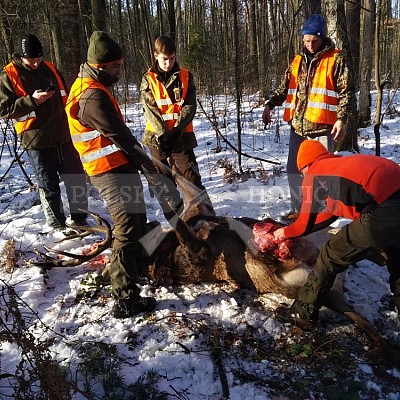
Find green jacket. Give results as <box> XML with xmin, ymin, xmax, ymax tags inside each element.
<box><xmin>140</xmin><ymin>62</ymin><xmax>197</xmax><ymax>151</ymax></box>
<box><xmin>0</xmin><ymin>55</ymin><xmax>71</xmax><ymax>150</ymax></box>
<box><xmin>266</xmin><ymin>38</ymin><xmax>355</xmax><ymax>137</ymax></box>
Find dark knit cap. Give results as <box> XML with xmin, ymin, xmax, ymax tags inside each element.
<box><xmin>301</xmin><ymin>14</ymin><xmax>327</xmax><ymax>38</ymax></box>
<box><xmin>17</xmin><ymin>34</ymin><xmax>43</xmax><ymax>58</ymax></box>
<box><xmin>87</xmin><ymin>31</ymin><xmax>123</xmax><ymax>64</ymax></box>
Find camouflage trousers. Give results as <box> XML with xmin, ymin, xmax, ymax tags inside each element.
<box><xmin>291</xmin><ymin>199</ymin><xmax>400</xmax><ymax>320</ymax></box>
<box><xmin>149</xmin><ymin>148</ymin><xmax>214</xmax><ymax>220</ymax></box>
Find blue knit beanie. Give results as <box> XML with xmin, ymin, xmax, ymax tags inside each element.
<box><xmin>301</xmin><ymin>14</ymin><xmax>326</xmax><ymax>38</ymax></box>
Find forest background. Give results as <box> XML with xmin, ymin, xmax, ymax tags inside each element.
<box><xmin>0</xmin><ymin>0</ymin><xmax>399</xmax><ymax>157</ymax></box>
<box><xmin>1</xmin><ymin>1</ymin><xmax>400</xmax><ymax>398</ymax></box>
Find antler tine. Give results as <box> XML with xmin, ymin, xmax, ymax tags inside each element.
<box><xmin>55</xmin><ymin>209</ymin><xmax>112</xmax><ymax>243</ymax></box>
<box><xmin>29</xmin><ymin>211</ymin><xmax>113</xmax><ymax>268</ymax></box>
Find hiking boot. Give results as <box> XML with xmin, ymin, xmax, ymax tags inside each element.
<box><xmin>51</xmin><ymin>225</ymin><xmax>79</xmax><ymax>237</ymax></box>
<box><xmin>71</xmin><ymin>217</ymin><xmax>88</xmax><ymax>227</ymax></box>
<box><xmin>112</xmin><ymin>296</ymin><xmax>157</xmax><ymax>319</ymax></box>
<box><xmin>275</xmin><ymin>306</ymin><xmax>316</xmax><ymax>331</ymax></box>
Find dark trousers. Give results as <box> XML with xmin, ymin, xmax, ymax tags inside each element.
<box><xmin>90</xmin><ymin>165</ymin><xmax>147</xmax><ymax>300</ymax></box>
<box><xmin>149</xmin><ymin>148</ymin><xmax>214</xmax><ymax>218</ymax></box>
<box><xmin>287</xmin><ymin>130</ymin><xmax>333</xmax><ymax>213</ymax></box>
<box><xmin>27</xmin><ymin>141</ymin><xmax>88</xmax><ymax>228</ymax></box>
<box><xmin>295</xmin><ymin>201</ymin><xmax>400</xmax><ymax>318</ymax></box>
<box><xmin>287</xmin><ymin>130</ymin><xmax>306</xmax><ymax>212</ymax></box>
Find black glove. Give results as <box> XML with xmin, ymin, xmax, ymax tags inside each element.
<box><xmin>157</xmin><ymin>128</ymin><xmax>181</xmax><ymax>157</ymax></box>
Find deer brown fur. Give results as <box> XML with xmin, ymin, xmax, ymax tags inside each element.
<box><xmin>33</xmin><ymin>211</ymin><xmax>399</xmax><ymax>364</ymax></box>
<box><xmin>146</xmin><ymin>216</ymin><xmax>320</xmax><ymax>298</ymax></box>
<box><xmin>144</xmin><ymin>215</ymin><xmax>400</xmax><ymax>364</ymax></box>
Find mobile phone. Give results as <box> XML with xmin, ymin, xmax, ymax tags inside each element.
<box><xmin>45</xmin><ymin>85</ymin><xmax>56</xmax><ymax>92</ymax></box>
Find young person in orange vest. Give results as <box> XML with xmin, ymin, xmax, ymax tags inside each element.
<box><xmin>0</xmin><ymin>34</ymin><xmax>88</xmax><ymax>232</ymax></box>
<box><xmin>66</xmin><ymin>31</ymin><xmax>195</xmax><ymax>318</ymax></box>
<box><xmin>273</xmin><ymin>140</ymin><xmax>400</xmax><ymax>328</ymax></box>
<box><xmin>262</xmin><ymin>14</ymin><xmax>355</xmax><ymax>220</ymax></box>
<box><xmin>140</xmin><ymin>35</ymin><xmax>214</xmax><ymax>221</ymax></box>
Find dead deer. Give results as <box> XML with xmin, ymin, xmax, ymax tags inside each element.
<box><xmin>144</xmin><ymin>215</ymin><xmax>399</xmax><ymax>364</ymax></box>
<box><xmin>31</xmin><ymin>211</ymin><xmax>399</xmax><ymax>365</ymax></box>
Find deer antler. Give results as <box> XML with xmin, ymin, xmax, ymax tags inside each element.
<box><xmin>30</xmin><ymin>210</ymin><xmax>112</xmax><ymax>269</ymax></box>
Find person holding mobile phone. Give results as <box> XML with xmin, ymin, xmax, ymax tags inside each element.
<box><xmin>0</xmin><ymin>33</ymin><xmax>88</xmax><ymax>233</ymax></box>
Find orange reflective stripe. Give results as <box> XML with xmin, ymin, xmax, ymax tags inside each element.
<box><xmin>145</xmin><ymin>67</ymin><xmax>193</xmax><ymax>133</ymax></box>
<box><xmin>65</xmin><ymin>77</ymin><xmax>128</xmax><ymax>176</ymax></box>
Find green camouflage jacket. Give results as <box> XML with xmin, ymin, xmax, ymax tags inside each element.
<box><xmin>266</xmin><ymin>38</ymin><xmax>355</xmax><ymax>137</ymax></box>
<box><xmin>140</xmin><ymin>62</ymin><xmax>197</xmax><ymax>151</ymax></box>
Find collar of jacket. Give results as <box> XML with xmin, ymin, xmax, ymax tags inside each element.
<box><xmin>150</xmin><ymin>61</ymin><xmax>180</xmax><ymax>84</ymax></box>
<box><xmin>303</xmin><ymin>37</ymin><xmax>335</xmax><ymax>63</ymax></box>
<box><xmin>79</xmin><ymin>62</ymin><xmax>115</xmax><ymax>87</ymax></box>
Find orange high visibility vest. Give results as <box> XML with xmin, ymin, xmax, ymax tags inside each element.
<box><xmin>145</xmin><ymin>67</ymin><xmax>194</xmax><ymax>132</ymax></box>
<box><xmin>65</xmin><ymin>77</ymin><xmax>128</xmax><ymax>176</ymax></box>
<box><xmin>3</xmin><ymin>61</ymin><xmax>68</xmax><ymax>134</ymax></box>
<box><xmin>283</xmin><ymin>50</ymin><xmax>340</xmax><ymax>125</ymax></box>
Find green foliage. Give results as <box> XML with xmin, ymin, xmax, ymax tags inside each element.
<box><xmin>293</xmin><ymin>378</ymin><xmax>312</xmax><ymax>390</ymax></box>
<box><xmin>76</xmin><ymin>272</ymin><xmax>109</xmax><ymax>301</ymax></box>
<box><xmin>323</xmin><ymin>384</ymin><xmax>361</xmax><ymax>400</ymax></box>
<box><xmin>77</xmin><ymin>341</ymin><xmax>124</xmax><ymax>399</ymax></box>
<box><xmin>80</xmin><ymin>271</ymin><xmax>106</xmax><ymax>288</ymax></box>
<box><xmin>290</xmin><ymin>343</ymin><xmax>313</xmax><ymax>358</ymax></box>
<box><xmin>75</xmin><ymin>341</ymin><xmax>166</xmax><ymax>399</ymax></box>
<box><xmin>125</xmin><ymin>370</ymin><xmax>168</xmax><ymax>400</ymax></box>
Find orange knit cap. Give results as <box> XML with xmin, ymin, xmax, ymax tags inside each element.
<box><xmin>297</xmin><ymin>140</ymin><xmax>331</xmax><ymax>171</ymax></box>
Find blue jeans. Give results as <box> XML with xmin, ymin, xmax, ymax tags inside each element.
<box><xmin>27</xmin><ymin>141</ymin><xmax>88</xmax><ymax>228</ymax></box>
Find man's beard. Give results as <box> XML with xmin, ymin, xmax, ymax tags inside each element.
<box><xmin>111</xmin><ymin>75</ymin><xmax>120</xmax><ymax>83</ymax></box>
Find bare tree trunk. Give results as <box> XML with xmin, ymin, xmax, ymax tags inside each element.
<box><xmin>60</xmin><ymin>0</ymin><xmax>81</xmax><ymax>87</ymax></box>
<box><xmin>91</xmin><ymin>0</ymin><xmax>107</xmax><ymax>31</ymax></box>
<box><xmin>126</xmin><ymin>0</ymin><xmax>141</xmax><ymax>88</ymax></box>
<box><xmin>358</xmin><ymin>0</ymin><xmax>375</xmax><ymax>128</ymax></box>
<box><xmin>231</xmin><ymin>0</ymin><xmax>243</xmax><ymax>173</ymax></box>
<box><xmin>305</xmin><ymin>0</ymin><xmax>322</xmax><ymax>15</ymax></box>
<box><xmin>167</xmin><ymin>0</ymin><xmax>176</xmax><ymax>42</ymax></box>
<box><xmin>46</xmin><ymin>1</ymin><xmax>63</xmax><ymax>67</ymax></box>
<box><xmin>0</xmin><ymin>0</ymin><xmax>12</xmax><ymax>58</ymax></box>
<box><xmin>140</xmin><ymin>0</ymin><xmax>154</xmax><ymax>65</ymax></box>
<box><xmin>247</xmin><ymin>0</ymin><xmax>259</xmax><ymax>90</ymax></box>
<box><xmin>374</xmin><ymin>0</ymin><xmax>383</xmax><ymax>156</ymax></box>
<box><xmin>156</xmin><ymin>0</ymin><xmax>163</xmax><ymax>35</ymax></box>
<box><xmin>266</xmin><ymin>0</ymin><xmax>277</xmax><ymax>56</ymax></box>
<box><xmin>325</xmin><ymin>0</ymin><xmax>359</xmax><ymax>152</ymax></box>
<box><xmin>346</xmin><ymin>0</ymin><xmax>361</xmax><ymax>88</ymax></box>
<box><xmin>78</xmin><ymin>0</ymin><xmax>92</xmax><ymax>45</ymax></box>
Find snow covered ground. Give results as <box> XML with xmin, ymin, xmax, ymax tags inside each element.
<box><xmin>0</xmin><ymin>90</ymin><xmax>399</xmax><ymax>399</ymax></box>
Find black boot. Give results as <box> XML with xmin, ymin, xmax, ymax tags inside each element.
<box><xmin>112</xmin><ymin>296</ymin><xmax>157</xmax><ymax>319</ymax></box>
